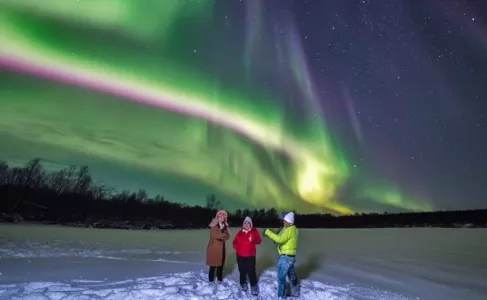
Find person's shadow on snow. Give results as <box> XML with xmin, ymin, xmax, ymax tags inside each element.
<box><xmin>256</xmin><ymin>255</ymin><xmax>276</xmax><ymax>278</ymax></box>
<box><xmin>295</xmin><ymin>253</ymin><xmax>325</xmax><ymax>279</ymax></box>
<box><xmin>282</xmin><ymin>253</ymin><xmax>325</xmax><ymax>296</ymax></box>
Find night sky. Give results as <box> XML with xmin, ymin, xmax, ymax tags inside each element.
<box><xmin>0</xmin><ymin>0</ymin><xmax>485</xmax><ymax>214</ymax></box>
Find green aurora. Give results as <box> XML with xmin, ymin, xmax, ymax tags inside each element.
<box><xmin>0</xmin><ymin>0</ymin><xmax>432</xmax><ymax>213</ymax></box>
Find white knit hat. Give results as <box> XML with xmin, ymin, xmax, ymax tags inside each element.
<box><xmin>243</xmin><ymin>216</ymin><xmax>253</xmax><ymax>227</ymax></box>
<box><xmin>283</xmin><ymin>212</ymin><xmax>294</xmax><ymax>224</ymax></box>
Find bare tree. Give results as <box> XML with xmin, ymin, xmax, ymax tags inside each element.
<box><xmin>46</xmin><ymin>169</ymin><xmax>69</xmax><ymax>194</ymax></box>
<box><xmin>10</xmin><ymin>158</ymin><xmax>43</xmax><ymax>213</ymax></box>
<box><xmin>73</xmin><ymin>166</ymin><xmax>92</xmax><ymax>195</ymax></box>
<box><xmin>205</xmin><ymin>194</ymin><xmax>221</xmax><ymax>210</ymax></box>
<box><xmin>136</xmin><ymin>189</ymin><xmax>148</xmax><ymax>203</ymax></box>
<box><xmin>0</xmin><ymin>160</ymin><xmax>8</xmax><ymax>186</ymax></box>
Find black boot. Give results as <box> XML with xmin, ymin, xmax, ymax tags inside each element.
<box><xmin>241</xmin><ymin>283</ymin><xmax>248</xmax><ymax>292</ymax></box>
<box><xmin>251</xmin><ymin>285</ymin><xmax>259</xmax><ymax>296</ymax></box>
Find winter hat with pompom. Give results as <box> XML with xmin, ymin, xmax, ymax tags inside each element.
<box><xmin>283</xmin><ymin>212</ymin><xmax>295</xmax><ymax>224</ymax></box>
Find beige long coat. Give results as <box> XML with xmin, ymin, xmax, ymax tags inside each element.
<box><xmin>206</xmin><ymin>224</ymin><xmax>231</xmax><ymax>267</ymax></box>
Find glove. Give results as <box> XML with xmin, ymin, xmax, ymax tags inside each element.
<box><xmin>262</xmin><ymin>228</ymin><xmax>268</xmax><ymax>236</ymax></box>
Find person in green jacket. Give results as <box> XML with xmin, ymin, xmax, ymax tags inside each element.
<box><xmin>264</xmin><ymin>212</ymin><xmax>299</xmax><ymax>299</ymax></box>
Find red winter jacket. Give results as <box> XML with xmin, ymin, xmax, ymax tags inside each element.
<box><xmin>232</xmin><ymin>227</ymin><xmax>262</xmax><ymax>257</ymax></box>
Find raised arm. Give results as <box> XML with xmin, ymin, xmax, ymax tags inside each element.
<box><xmin>211</xmin><ymin>226</ymin><xmax>228</xmax><ymax>241</ymax></box>
<box><xmin>222</xmin><ymin>227</ymin><xmax>231</xmax><ymax>241</ymax></box>
<box><xmin>265</xmin><ymin>227</ymin><xmax>291</xmax><ymax>244</ymax></box>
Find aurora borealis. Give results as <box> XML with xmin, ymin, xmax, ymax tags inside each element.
<box><xmin>1</xmin><ymin>0</ymin><xmax>485</xmax><ymax>213</ymax></box>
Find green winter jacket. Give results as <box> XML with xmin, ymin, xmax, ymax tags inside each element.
<box><xmin>264</xmin><ymin>225</ymin><xmax>299</xmax><ymax>256</ymax></box>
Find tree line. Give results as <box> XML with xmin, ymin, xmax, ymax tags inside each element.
<box><xmin>0</xmin><ymin>159</ymin><xmax>485</xmax><ymax>229</ymax></box>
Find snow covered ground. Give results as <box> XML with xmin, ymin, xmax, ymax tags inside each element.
<box><xmin>0</xmin><ymin>271</ymin><xmax>360</xmax><ymax>300</ymax></box>
<box><xmin>0</xmin><ymin>224</ymin><xmax>486</xmax><ymax>300</ymax></box>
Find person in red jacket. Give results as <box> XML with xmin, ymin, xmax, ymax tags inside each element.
<box><xmin>232</xmin><ymin>216</ymin><xmax>262</xmax><ymax>295</ymax></box>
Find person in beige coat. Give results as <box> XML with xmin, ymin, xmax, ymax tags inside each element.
<box><xmin>206</xmin><ymin>210</ymin><xmax>231</xmax><ymax>283</ymax></box>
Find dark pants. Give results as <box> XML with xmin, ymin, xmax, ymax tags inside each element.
<box><xmin>208</xmin><ymin>265</ymin><xmax>223</xmax><ymax>282</ymax></box>
<box><xmin>237</xmin><ymin>255</ymin><xmax>257</xmax><ymax>287</ymax></box>
<box><xmin>208</xmin><ymin>245</ymin><xmax>226</xmax><ymax>282</ymax></box>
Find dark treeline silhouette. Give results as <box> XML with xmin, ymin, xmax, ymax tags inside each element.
<box><xmin>0</xmin><ymin>159</ymin><xmax>486</xmax><ymax>229</ymax></box>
